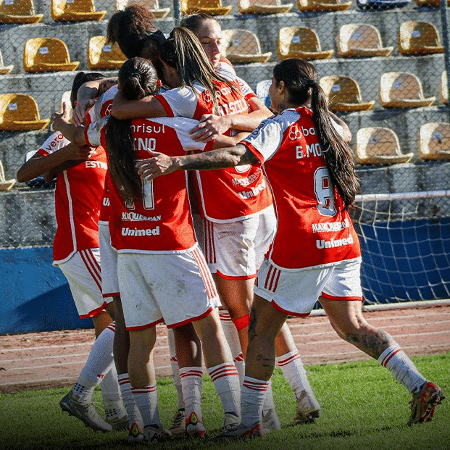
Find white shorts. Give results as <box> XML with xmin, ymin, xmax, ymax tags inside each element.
<box><xmin>56</xmin><ymin>248</ymin><xmax>110</xmax><ymax>318</ymax></box>
<box><xmin>99</xmin><ymin>222</ymin><xmax>119</xmax><ymax>298</ymax></box>
<box><xmin>254</xmin><ymin>258</ymin><xmax>363</xmax><ymax>317</ymax></box>
<box><xmin>117</xmin><ymin>245</ymin><xmax>221</xmax><ymax>330</ymax></box>
<box><xmin>204</xmin><ymin>206</ymin><xmax>277</xmax><ymax>279</ymax></box>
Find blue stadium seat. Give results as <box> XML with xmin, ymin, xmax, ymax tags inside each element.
<box><xmin>256</xmin><ymin>79</ymin><xmax>271</xmax><ymax>108</ymax></box>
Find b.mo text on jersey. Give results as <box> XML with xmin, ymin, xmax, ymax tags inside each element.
<box><xmin>296</xmin><ymin>143</ymin><xmax>322</xmax><ymax>159</ymax></box>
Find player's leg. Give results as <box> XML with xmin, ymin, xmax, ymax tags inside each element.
<box><xmin>320</xmin><ymin>259</ymin><xmax>445</xmax><ymax>425</ymax></box>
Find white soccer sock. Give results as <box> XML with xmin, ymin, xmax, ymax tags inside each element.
<box><xmin>100</xmin><ymin>365</ymin><xmax>126</xmax><ymax>420</ymax></box>
<box><xmin>378</xmin><ymin>343</ymin><xmax>427</xmax><ymax>394</ymax></box>
<box><xmin>118</xmin><ymin>373</ymin><xmax>142</xmax><ymax>427</ymax></box>
<box><xmin>72</xmin><ymin>322</ymin><xmax>116</xmax><ymax>403</ymax></box>
<box><xmin>167</xmin><ymin>328</ymin><xmax>185</xmax><ymax>410</ymax></box>
<box><xmin>276</xmin><ymin>350</ymin><xmax>315</xmax><ymax>399</ymax></box>
<box><xmin>262</xmin><ymin>379</ymin><xmax>276</xmax><ymax>414</ymax></box>
<box><xmin>131</xmin><ymin>384</ymin><xmax>161</xmax><ymax>428</ymax></box>
<box><xmin>179</xmin><ymin>367</ymin><xmax>203</xmax><ymax>421</ymax></box>
<box><xmin>207</xmin><ymin>362</ymin><xmax>241</xmax><ymax>421</ymax></box>
<box><xmin>220</xmin><ymin>311</ymin><xmax>245</xmax><ymax>384</ymax></box>
<box><xmin>241</xmin><ymin>376</ymin><xmax>269</xmax><ymax>428</ymax></box>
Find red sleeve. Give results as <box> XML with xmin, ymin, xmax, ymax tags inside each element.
<box><xmin>241</xmin><ymin>141</ymin><xmax>265</xmax><ymax>165</ymax></box>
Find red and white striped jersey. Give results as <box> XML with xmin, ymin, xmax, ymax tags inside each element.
<box><xmin>154</xmin><ymin>72</ymin><xmax>272</xmax><ymax>222</ymax></box>
<box><xmin>108</xmin><ymin>117</ymin><xmax>214</xmax><ymax>253</ymax></box>
<box><xmin>37</xmin><ymin>131</ymin><xmax>107</xmax><ymax>263</ymax></box>
<box><xmin>241</xmin><ymin>107</ymin><xmax>361</xmax><ymax>269</ymax></box>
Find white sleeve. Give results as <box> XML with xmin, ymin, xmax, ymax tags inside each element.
<box><xmin>85</xmin><ymin>116</ymin><xmax>109</xmax><ymax>147</ymax></box>
<box><xmin>331</xmin><ymin>118</ymin><xmax>344</xmax><ymax>139</ymax></box>
<box><xmin>159</xmin><ymin>87</ymin><xmax>198</xmax><ymax>118</ymax></box>
<box><xmin>38</xmin><ymin>131</ymin><xmax>70</xmax><ymax>155</ymax></box>
<box><xmin>236</xmin><ymin>76</ymin><xmax>256</xmax><ymax>99</ymax></box>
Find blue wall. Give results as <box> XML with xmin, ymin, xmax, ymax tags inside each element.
<box><xmin>0</xmin><ymin>247</ymin><xmax>92</xmax><ymax>334</ymax></box>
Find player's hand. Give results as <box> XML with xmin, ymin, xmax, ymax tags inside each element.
<box><xmin>52</xmin><ymin>101</ymin><xmax>72</xmax><ymax>131</ymax></box>
<box><xmin>62</xmin><ymin>144</ymin><xmax>96</xmax><ymax>161</ymax></box>
<box><xmin>73</xmin><ymin>98</ymin><xmax>96</xmax><ymax>127</ymax></box>
<box><xmin>136</xmin><ymin>152</ymin><xmax>177</xmax><ymax>180</ymax></box>
<box><xmin>190</xmin><ymin>114</ymin><xmax>231</xmax><ymax>142</ymax></box>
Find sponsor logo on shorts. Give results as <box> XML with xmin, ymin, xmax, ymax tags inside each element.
<box><xmin>316</xmin><ymin>234</ymin><xmax>353</xmax><ymax>249</ymax></box>
<box><xmin>121</xmin><ymin>212</ymin><xmax>161</xmax><ymax>222</ymax></box>
<box><xmin>312</xmin><ymin>219</ymin><xmax>349</xmax><ymax>233</ymax></box>
<box><xmin>121</xmin><ymin>226</ymin><xmax>160</xmax><ymax>236</ymax></box>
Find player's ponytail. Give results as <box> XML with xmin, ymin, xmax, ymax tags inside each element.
<box><xmin>273</xmin><ymin>59</ymin><xmax>359</xmax><ymax>209</ymax></box>
<box><xmin>106</xmin><ymin>57</ymin><xmax>159</xmax><ymax>204</ymax></box>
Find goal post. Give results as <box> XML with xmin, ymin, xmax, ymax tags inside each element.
<box><xmin>350</xmin><ymin>190</ymin><xmax>450</xmax><ymax>306</ymax></box>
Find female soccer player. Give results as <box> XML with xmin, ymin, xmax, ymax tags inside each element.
<box><xmin>137</xmin><ymin>58</ymin><xmax>445</xmax><ymax>438</ymax></box>
<box><xmin>106</xmin><ymin>56</ymin><xmax>242</xmax><ymax>442</ymax></box>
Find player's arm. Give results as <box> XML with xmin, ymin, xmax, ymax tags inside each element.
<box><xmin>136</xmin><ymin>144</ymin><xmax>258</xmax><ymax>181</ymax></box>
<box><xmin>110</xmin><ymin>92</ymin><xmax>167</xmax><ymax>120</ymax></box>
<box><xmin>190</xmin><ymin>96</ymin><xmax>271</xmax><ymax>142</ymax></box>
<box><xmin>52</xmin><ymin>102</ymin><xmax>87</xmax><ymax>146</ymax></box>
<box><xmin>329</xmin><ymin>111</ymin><xmax>352</xmax><ymax>143</ymax></box>
<box><xmin>212</xmin><ymin>131</ymin><xmax>249</xmax><ymax>149</ymax></box>
<box><xmin>16</xmin><ymin>143</ymin><xmax>94</xmax><ymax>182</ymax></box>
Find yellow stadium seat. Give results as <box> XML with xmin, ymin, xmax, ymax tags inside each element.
<box><xmin>0</xmin><ymin>0</ymin><xmax>42</xmax><ymax>24</ymax></box>
<box><xmin>51</xmin><ymin>0</ymin><xmax>106</xmax><ymax>22</ymax></box>
<box><xmin>115</xmin><ymin>0</ymin><xmax>170</xmax><ymax>19</ymax></box>
<box><xmin>297</xmin><ymin>0</ymin><xmax>351</xmax><ymax>12</ymax></box>
<box><xmin>379</xmin><ymin>72</ymin><xmax>435</xmax><ymax>109</ymax></box>
<box><xmin>23</xmin><ymin>37</ymin><xmax>80</xmax><ymax>73</ymax></box>
<box><xmin>415</xmin><ymin>0</ymin><xmax>450</xmax><ymax>6</ymax></box>
<box><xmin>440</xmin><ymin>70</ymin><xmax>448</xmax><ymax>105</ymax></box>
<box><xmin>180</xmin><ymin>0</ymin><xmax>232</xmax><ymax>15</ymax></box>
<box><xmin>419</xmin><ymin>122</ymin><xmax>450</xmax><ymax>161</ymax></box>
<box><xmin>221</xmin><ymin>29</ymin><xmax>272</xmax><ymax>63</ymax></box>
<box><xmin>0</xmin><ymin>49</ymin><xmax>13</xmax><ymax>74</ymax></box>
<box><xmin>87</xmin><ymin>36</ymin><xmax>126</xmax><ymax>70</ymax></box>
<box><xmin>337</xmin><ymin>23</ymin><xmax>393</xmax><ymax>58</ymax></box>
<box><xmin>398</xmin><ymin>21</ymin><xmax>444</xmax><ymax>56</ymax></box>
<box><xmin>278</xmin><ymin>26</ymin><xmax>333</xmax><ymax>60</ymax></box>
<box><xmin>355</xmin><ymin>127</ymin><xmax>414</xmax><ymax>165</ymax></box>
<box><xmin>320</xmin><ymin>75</ymin><xmax>375</xmax><ymax>112</ymax></box>
<box><xmin>238</xmin><ymin>0</ymin><xmax>294</xmax><ymax>14</ymax></box>
<box><xmin>0</xmin><ymin>160</ymin><xmax>16</xmax><ymax>191</ymax></box>
<box><xmin>0</xmin><ymin>93</ymin><xmax>50</xmax><ymax>131</ymax></box>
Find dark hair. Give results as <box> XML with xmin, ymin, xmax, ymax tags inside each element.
<box><xmin>180</xmin><ymin>13</ymin><xmax>216</xmax><ymax>33</ymax></box>
<box><xmin>273</xmin><ymin>59</ymin><xmax>359</xmax><ymax>208</ymax></box>
<box><xmin>70</xmin><ymin>71</ymin><xmax>105</xmax><ymax>108</ymax></box>
<box><xmin>105</xmin><ymin>57</ymin><xmax>159</xmax><ymax>204</ymax></box>
<box><xmin>159</xmin><ymin>26</ymin><xmax>231</xmax><ymax>113</ymax></box>
<box><xmin>107</xmin><ymin>4</ymin><xmax>166</xmax><ymax>79</ymax></box>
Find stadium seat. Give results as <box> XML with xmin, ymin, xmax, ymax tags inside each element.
<box><xmin>180</xmin><ymin>0</ymin><xmax>232</xmax><ymax>15</ymax></box>
<box><xmin>0</xmin><ymin>49</ymin><xmax>13</xmax><ymax>75</ymax></box>
<box><xmin>419</xmin><ymin>122</ymin><xmax>450</xmax><ymax>161</ymax></box>
<box><xmin>440</xmin><ymin>70</ymin><xmax>448</xmax><ymax>105</ymax></box>
<box><xmin>398</xmin><ymin>21</ymin><xmax>444</xmax><ymax>56</ymax></box>
<box><xmin>355</xmin><ymin>127</ymin><xmax>414</xmax><ymax>165</ymax></box>
<box><xmin>0</xmin><ymin>93</ymin><xmax>50</xmax><ymax>131</ymax></box>
<box><xmin>320</xmin><ymin>75</ymin><xmax>375</xmax><ymax>112</ymax></box>
<box><xmin>297</xmin><ymin>0</ymin><xmax>352</xmax><ymax>12</ymax></box>
<box><xmin>238</xmin><ymin>0</ymin><xmax>294</xmax><ymax>15</ymax></box>
<box><xmin>221</xmin><ymin>29</ymin><xmax>272</xmax><ymax>63</ymax></box>
<box><xmin>0</xmin><ymin>0</ymin><xmax>43</xmax><ymax>24</ymax></box>
<box><xmin>51</xmin><ymin>0</ymin><xmax>106</xmax><ymax>22</ymax></box>
<box><xmin>278</xmin><ymin>26</ymin><xmax>333</xmax><ymax>60</ymax></box>
<box><xmin>23</xmin><ymin>37</ymin><xmax>79</xmax><ymax>73</ymax></box>
<box><xmin>0</xmin><ymin>160</ymin><xmax>16</xmax><ymax>191</ymax></box>
<box><xmin>337</xmin><ymin>24</ymin><xmax>393</xmax><ymax>58</ymax></box>
<box><xmin>415</xmin><ymin>0</ymin><xmax>450</xmax><ymax>6</ymax></box>
<box><xmin>87</xmin><ymin>36</ymin><xmax>126</xmax><ymax>70</ymax></box>
<box><xmin>115</xmin><ymin>0</ymin><xmax>170</xmax><ymax>18</ymax></box>
<box><xmin>379</xmin><ymin>72</ymin><xmax>435</xmax><ymax>109</ymax></box>
<box><xmin>256</xmin><ymin>79</ymin><xmax>272</xmax><ymax>107</ymax></box>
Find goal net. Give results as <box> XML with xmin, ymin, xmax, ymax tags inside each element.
<box><xmin>350</xmin><ymin>190</ymin><xmax>450</xmax><ymax>306</ymax></box>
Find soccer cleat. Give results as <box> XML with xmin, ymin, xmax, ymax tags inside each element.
<box><xmin>261</xmin><ymin>407</ymin><xmax>281</xmax><ymax>433</ymax></box>
<box><xmin>408</xmin><ymin>381</ymin><xmax>445</xmax><ymax>426</ymax></box>
<box><xmin>292</xmin><ymin>390</ymin><xmax>321</xmax><ymax>425</ymax></box>
<box><xmin>60</xmin><ymin>391</ymin><xmax>112</xmax><ymax>432</ymax></box>
<box><xmin>185</xmin><ymin>411</ymin><xmax>207</xmax><ymax>438</ymax></box>
<box><xmin>212</xmin><ymin>422</ymin><xmax>264</xmax><ymax>441</ymax></box>
<box><xmin>143</xmin><ymin>424</ymin><xmax>172</xmax><ymax>443</ymax></box>
<box><xmin>106</xmin><ymin>413</ymin><xmax>129</xmax><ymax>431</ymax></box>
<box><xmin>168</xmin><ymin>408</ymin><xmax>186</xmax><ymax>437</ymax></box>
<box><xmin>127</xmin><ymin>422</ymin><xmax>144</xmax><ymax>444</ymax></box>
